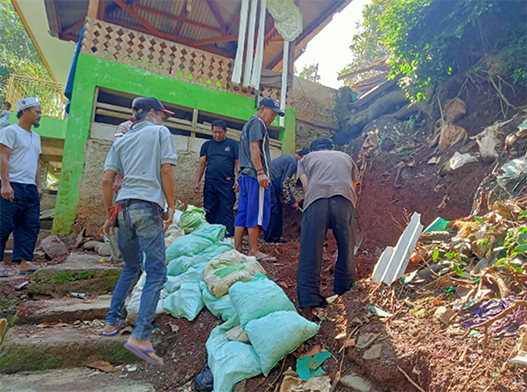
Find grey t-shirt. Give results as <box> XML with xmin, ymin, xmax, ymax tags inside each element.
<box><xmin>297</xmin><ymin>150</ymin><xmax>359</xmax><ymax>210</ymax></box>
<box><xmin>104</xmin><ymin>121</ymin><xmax>178</xmax><ymax>208</ymax></box>
<box><xmin>238</xmin><ymin>116</ymin><xmax>271</xmax><ymax>178</ymax></box>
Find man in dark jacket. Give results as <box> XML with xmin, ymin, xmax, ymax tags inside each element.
<box><xmin>264</xmin><ymin>148</ymin><xmax>309</xmax><ymax>243</ymax></box>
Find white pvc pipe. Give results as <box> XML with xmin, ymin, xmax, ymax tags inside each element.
<box><xmin>243</xmin><ymin>0</ymin><xmax>258</xmax><ymax>86</ymax></box>
<box><xmin>250</xmin><ymin>0</ymin><xmax>267</xmax><ymax>88</ymax></box>
<box><xmin>232</xmin><ymin>0</ymin><xmax>249</xmax><ymax>84</ymax></box>
<box><xmin>280</xmin><ymin>40</ymin><xmax>289</xmax><ymax>127</ymax></box>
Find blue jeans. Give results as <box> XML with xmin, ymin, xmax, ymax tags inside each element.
<box><xmin>0</xmin><ymin>182</ymin><xmax>40</xmax><ymax>262</ymax></box>
<box><xmin>105</xmin><ymin>201</ymin><xmax>167</xmax><ymax>340</ymax></box>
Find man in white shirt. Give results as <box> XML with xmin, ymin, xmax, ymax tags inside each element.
<box><xmin>0</xmin><ymin>97</ymin><xmax>43</xmax><ymax>277</ymax></box>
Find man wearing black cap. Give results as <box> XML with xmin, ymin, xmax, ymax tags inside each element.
<box><xmin>234</xmin><ymin>97</ymin><xmax>284</xmax><ymax>262</ymax></box>
<box><xmin>296</xmin><ymin>137</ymin><xmax>360</xmax><ymax>321</ymax></box>
<box><xmin>264</xmin><ymin>148</ymin><xmax>310</xmax><ymax>243</ymax></box>
<box><xmin>101</xmin><ymin>97</ymin><xmax>177</xmax><ymax>366</ymax></box>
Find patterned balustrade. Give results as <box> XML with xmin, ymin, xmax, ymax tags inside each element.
<box><xmin>81</xmin><ymin>18</ymin><xmax>283</xmax><ymax>103</ymax></box>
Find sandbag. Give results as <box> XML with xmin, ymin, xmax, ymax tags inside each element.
<box><xmin>198</xmin><ymin>242</ymin><xmax>234</xmax><ymax>261</ymax></box>
<box><xmin>226</xmin><ymin>326</ymin><xmax>250</xmax><ymax>343</ymax></box>
<box><xmin>165</xmin><ymin>263</ymin><xmax>207</xmax><ymax>292</ymax></box>
<box><xmin>443</xmin><ymin>97</ymin><xmax>466</xmax><ymax>123</ymax></box>
<box><xmin>167</xmin><ymin>255</ymin><xmax>208</xmax><ymax>277</ymax></box>
<box><xmin>192</xmin><ymin>224</ymin><xmax>227</xmax><ymax>243</ymax></box>
<box><xmin>245</xmin><ymin>311</ymin><xmax>320</xmax><ymax>376</ymax></box>
<box><xmin>180</xmin><ymin>205</ymin><xmax>208</xmax><ymax>234</ymax></box>
<box><xmin>438</xmin><ymin>123</ymin><xmax>467</xmax><ymax>149</ymax></box>
<box><xmin>166</xmin><ymin>234</ymin><xmax>213</xmax><ymax>262</ymax></box>
<box><xmin>201</xmin><ymin>284</ymin><xmax>238</xmax><ymax>322</ymax></box>
<box><xmin>206</xmin><ymin>320</ymin><xmax>262</xmax><ymax>392</ymax></box>
<box><xmin>126</xmin><ymin>272</ymin><xmax>168</xmax><ymax>325</ymax></box>
<box><xmin>204</xmin><ymin>250</ymin><xmax>267</xmax><ymax>297</ymax></box>
<box><xmin>230</xmin><ymin>276</ymin><xmax>296</xmax><ymax>328</ymax></box>
<box><xmin>163</xmin><ymin>282</ymin><xmax>204</xmax><ymax>321</ymax></box>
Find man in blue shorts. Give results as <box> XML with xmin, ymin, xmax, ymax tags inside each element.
<box><xmin>234</xmin><ymin>97</ymin><xmax>284</xmax><ymax>262</ymax></box>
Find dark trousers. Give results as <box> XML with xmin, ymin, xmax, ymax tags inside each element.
<box><xmin>0</xmin><ymin>182</ymin><xmax>40</xmax><ymax>262</ymax></box>
<box><xmin>297</xmin><ymin>195</ymin><xmax>357</xmax><ymax>308</ymax></box>
<box><xmin>204</xmin><ymin>180</ymin><xmax>236</xmax><ymax>236</ymax></box>
<box><xmin>264</xmin><ymin>185</ymin><xmax>283</xmax><ymax>242</ymax></box>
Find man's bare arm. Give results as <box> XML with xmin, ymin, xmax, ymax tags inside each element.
<box><xmin>299</xmin><ymin>174</ymin><xmax>308</xmax><ymax>192</ymax></box>
<box><xmin>194</xmin><ymin>156</ymin><xmax>207</xmax><ymax>193</ymax></box>
<box><xmin>161</xmin><ymin>163</ymin><xmax>176</xmax><ymax>210</ymax></box>
<box><xmin>0</xmin><ymin>144</ymin><xmax>14</xmax><ymax>201</ymax></box>
<box><xmin>102</xmin><ymin>170</ymin><xmax>117</xmax><ymax>217</ymax></box>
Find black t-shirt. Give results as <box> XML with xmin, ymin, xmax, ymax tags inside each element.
<box><xmin>200</xmin><ymin>138</ymin><xmax>239</xmax><ymax>183</ymax></box>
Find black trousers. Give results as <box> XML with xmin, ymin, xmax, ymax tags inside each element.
<box><xmin>297</xmin><ymin>195</ymin><xmax>358</xmax><ymax>308</ymax></box>
<box><xmin>203</xmin><ymin>180</ymin><xmax>236</xmax><ymax>236</ymax></box>
<box><xmin>264</xmin><ymin>185</ymin><xmax>283</xmax><ymax>243</ymax></box>
<box><xmin>0</xmin><ymin>182</ymin><xmax>40</xmax><ymax>262</ymax></box>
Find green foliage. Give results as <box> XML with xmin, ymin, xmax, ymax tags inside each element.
<box><xmin>0</xmin><ymin>0</ymin><xmax>51</xmax><ymax>97</ymax></box>
<box><xmin>341</xmin><ymin>0</ymin><xmax>527</xmax><ymax>101</ymax></box>
<box><xmin>338</xmin><ymin>0</ymin><xmax>389</xmax><ymax>85</ymax></box>
<box><xmin>298</xmin><ymin>63</ymin><xmax>320</xmax><ymax>84</ymax></box>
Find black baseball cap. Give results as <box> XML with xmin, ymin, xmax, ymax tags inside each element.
<box><xmin>133</xmin><ymin>97</ymin><xmax>175</xmax><ymax>117</ymax></box>
<box><xmin>259</xmin><ymin>97</ymin><xmax>285</xmax><ymax>117</ymax></box>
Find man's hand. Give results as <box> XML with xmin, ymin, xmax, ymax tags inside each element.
<box><xmin>291</xmin><ymin>202</ymin><xmax>299</xmax><ymax>210</ymax></box>
<box><xmin>233</xmin><ymin>181</ymin><xmax>239</xmax><ymax>193</ymax></box>
<box><xmin>113</xmin><ymin>175</ymin><xmax>123</xmax><ymax>194</ymax></box>
<box><xmin>1</xmin><ymin>183</ymin><xmax>14</xmax><ymax>201</ymax></box>
<box><xmin>194</xmin><ymin>182</ymin><xmax>201</xmax><ymax>194</ymax></box>
<box><xmin>103</xmin><ymin>218</ymin><xmax>114</xmax><ymax>238</ymax></box>
<box><xmin>37</xmin><ymin>186</ymin><xmax>43</xmax><ymax>200</ymax></box>
<box><xmin>162</xmin><ymin>208</ymin><xmax>175</xmax><ymax>233</ymax></box>
<box><xmin>257</xmin><ymin>173</ymin><xmax>269</xmax><ymax>189</ymax></box>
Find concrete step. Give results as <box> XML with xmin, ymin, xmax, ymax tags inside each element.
<box><xmin>15</xmin><ymin>296</ymin><xmax>112</xmax><ymax>325</ymax></box>
<box><xmin>29</xmin><ymin>253</ymin><xmax>122</xmax><ymax>298</ymax></box>
<box><xmin>0</xmin><ymin>324</ymin><xmax>135</xmax><ymax>373</ymax></box>
<box><xmin>0</xmin><ymin>368</ymin><xmax>154</xmax><ymax>392</ymax></box>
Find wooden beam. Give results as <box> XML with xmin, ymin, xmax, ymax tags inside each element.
<box><xmin>87</xmin><ymin>0</ymin><xmax>98</xmax><ymax>19</ymax></box>
<box><xmin>206</xmin><ymin>0</ymin><xmax>227</xmax><ymax>35</ymax></box>
<box><xmin>41</xmin><ymin>154</ymin><xmax>63</xmax><ymax>163</ymax></box>
<box><xmin>174</xmin><ymin>0</ymin><xmax>188</xmax><ymax>37</ymax></box>
<box><xmin>114</xmin><ymin>0</ymin><xmax>158</xmax><ymax>35</ymax></box>
<box><xmin>97</xmin><ymin>0</ymin><xmax>107</xmax><ymax>20</ymax></box>
<box><xmin>62</xmin><ymin>19</ymin><xmax>85</xmax><ymax>35</ymax></box>
<box><xmin>51</xmin><ymin>0</ymin><xmax>61</xmax><ymax>35</ymax></box>
<box><xmin>193</xmin><ymin>34</ymin><xmax>237</xmax><ymax>47</ymax></box>
<box><xmin>227</xmin><ymin>10</ymin><xmax>240</xmax><ymax>34</ymax></box>
<box><xmin>132</xmin><ymin>3</ymin><xmax>223</xmax><ymax>34</ymax></box>
<box><xmin>264</xmin><ymin>26</ymin><xmax>277</xmax><ymax>46</ymax></box>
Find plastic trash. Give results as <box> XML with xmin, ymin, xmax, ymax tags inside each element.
<box><xmin>194</xmin><ymin>364</ymin><xmax>214</xmax><ymax>391</ymax></box>
<box><xmin>229</xmin><ymin>276</ymin><xmax>296</xmax><ymax>328</ymax></box>
<box><xmin>245</xmin><ymin>311</ymin><xmax>320</xmax><ymax>376</ymax></box>
<box><xmin>296</xmin><ymin>351</ymin><xmax>332</xmax><ymax>381</ymax></box>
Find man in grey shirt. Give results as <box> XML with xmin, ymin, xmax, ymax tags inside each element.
<box><xmin>101</xmin><ymin>97</ymin><xmax>177</xmax><ymax>366</ymax></box>
<box><xmin>296</xmin><ymin>137</ymin><xmax>360</xmax><ymax>321</ymax></box>
<box><xmin>234</xmin><ymin>97</ymin><xmax>284</xmax><ymax>262</ymax></box>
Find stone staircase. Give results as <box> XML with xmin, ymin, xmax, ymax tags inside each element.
<box><xmin>0</xmin><ymin>252</ymin><xmax>154</xmax><ymax>391</ymax></box>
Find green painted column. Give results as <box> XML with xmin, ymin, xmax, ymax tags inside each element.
<box><xmin>52</xmin><ymin>64</ymin><xmax>97</xmax><ymax>233</ymax></box>
<box><xmin>281</xmin><ymin>107</ymin><xmax>297</xmax><ymax>154</ymax></box>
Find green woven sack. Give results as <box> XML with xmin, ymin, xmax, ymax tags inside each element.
<box><xmin>180</xmin><ymin>205</ymin><xmax>208</xmax><ymax>233</ymax></box>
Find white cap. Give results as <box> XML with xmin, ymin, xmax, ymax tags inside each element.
<box><xmin>15</xmin><ymin>97</ymin><xmax>39</xmax><ymax>112</ymax></box>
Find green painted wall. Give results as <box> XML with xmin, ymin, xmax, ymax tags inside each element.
<box><xmin>7</xmin><ymin>112</ymin><xmax>67</xmax><ymax>139</ymax></box>
<box><xmin>53</xmin><ymin>53</ymin><xmax>296</xmax><ymax>233</ymax></box>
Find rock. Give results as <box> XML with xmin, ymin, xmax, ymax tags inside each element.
<box><xmin>340</xmin><ymin>374</ymin><xmax>372</xmax><ymax>391</ymax></box>
<box><xmin>97</xmin><ymin>243</ymin><xmax>112</xmax><ymax>256</ymax></box>
<box><xmin>356</xmin><ymin>332</ymin><xmax>380</xmax><ymax>349</ymax></box>
<box><xmin>434</xmin><ymin>306</ymin><xmax>456</xmax><ymax>325</ymax></box>
<box><xmin>82</xmin><ymin>241</ymin><xmax>102</xmax><ymax>251</ymax></box>
<box><xmin>417</xmin><ymin>268</ymin><xmax>432</xmax><ymax>279</ymax></box>
<box><xmin>363</xmin><ymin>343</ymin><xmax>382</xmax><ymax>360</ymax></box>
<box><xmin>40</xmin><ymin>235</ymin><xmax>69</xmax><ymax>259</ymax></box>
